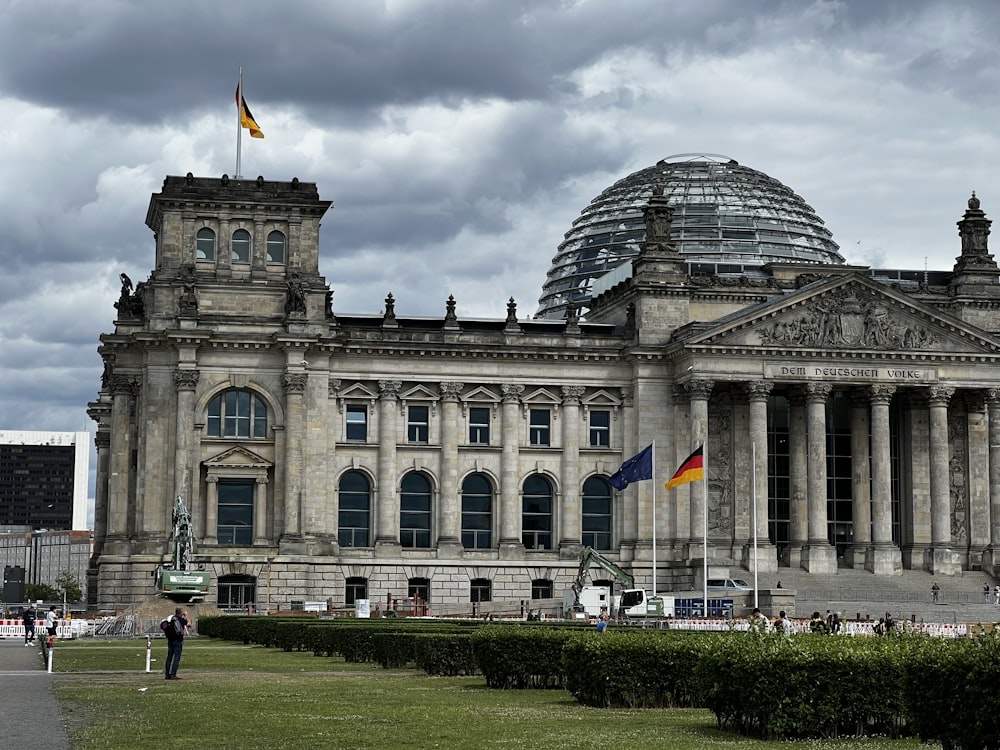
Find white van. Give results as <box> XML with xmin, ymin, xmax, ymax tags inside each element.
<box><xmin>706</xmin><ymin>578</ymin><xmax>752</xmax><ymax>591</ymax></box>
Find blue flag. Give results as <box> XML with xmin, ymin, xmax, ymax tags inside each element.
<box><xmin>609</xmin><ymin>444</ymin><xmax>653</xmax><ymax>490</ymax></box>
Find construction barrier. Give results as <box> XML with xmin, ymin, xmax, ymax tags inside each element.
<box><xmin>0</xmin><ymin>619</ymin><xmax>85</xmax><ymax>640</ymax></box>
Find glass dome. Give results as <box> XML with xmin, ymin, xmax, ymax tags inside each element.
<box><xmin>536</xmin><ymin>153</ymin><xmax>844</xmax><ymax>319</ymax></box>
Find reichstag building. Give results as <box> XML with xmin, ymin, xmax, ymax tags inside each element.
<box><xmin>87</xmin><ymin>154</ymin><xmax>1000</xmax><ymax>612</ymax></box>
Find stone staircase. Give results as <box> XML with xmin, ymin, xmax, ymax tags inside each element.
<box><xmin>763</xmin><ymin>567</ymin><xmax>1000</xmax><ymax>624</ymax></box>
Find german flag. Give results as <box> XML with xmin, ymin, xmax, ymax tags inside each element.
<box><xmin>236</xmin><ymin>86</ymin><xmax>264</xmax><ymax>138</ymax></box>
<box><xmin>665</xmin><ymin>445</ymin><xmax>704</xmax><ymax>490</ymax></box>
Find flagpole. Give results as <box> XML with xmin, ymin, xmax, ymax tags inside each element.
<box><xmin>236</xmin><ymin>67</ymin><xmax>244</xmax><ymax>179</ymax></box>
<box><xmin>702</xmin><ymin>440</ymin><xmax>708</xmax><ymax>618</ymax></box>
<box><xmin>651</xmin><ymin>440</ymin><xmax>657</xmax><ymax>598</ymax></box>
<box><xmin>752</xmin><ymin>442</ymin><xmax>759</xmax><ymax>610</ymax></box>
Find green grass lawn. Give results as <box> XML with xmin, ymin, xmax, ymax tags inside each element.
<box><xmin>51</xmin><ymin>639</ymin><xmax>932</xmax><ymax>750</ymax></box>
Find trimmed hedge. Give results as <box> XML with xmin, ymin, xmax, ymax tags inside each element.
<box><xmin>414</xmin><ymin>633</ymin><xmax>477</xmax><ymax>676</ymax></box>
<box><xmin>471</xmin><ymin>625</ymin><xmax>574</xmax><ymax>689</ymax></box>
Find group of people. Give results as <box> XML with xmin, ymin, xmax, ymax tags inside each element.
<box><xmin>982</xmin><ymin>584</ymin><xmax>1000</xmax><ymax>605</ymax></box>
<box><xmin>20</xmin><ymin>605</ymin><xmax>61</xmax><ymax>646</ymax></box>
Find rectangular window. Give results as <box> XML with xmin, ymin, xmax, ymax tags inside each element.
<box><xmin>346</xmin><ymin>404</ymin><xmax>367</xmax><ymax>441</ymax></box>
<box><xmin>407</xmin><ymin>405</ymin><xmax>429</xmax><ymax>443</ymax></box>
<box><xmin>589</xmin><ymin>410</ymin><xmax>610</xmax><ymax>447</ymax></box>
<box><xmin>529</xmin><ymin>408</ymin><xmax>550</xmax><ymax>446</ymax></box>
<box><xmin>217</xmin><ymin>481</ymin><xmax>254</xmax><ymax>545</ymax></box>
<box><xmin>469</xmin><ymin>407</ymin><xmax>490</xmax><ymax>444</ymax></box>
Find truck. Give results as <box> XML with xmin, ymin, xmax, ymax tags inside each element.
<box><xmin>153</xmin><ymin>496</ymin><xmax>212</xmax><ymax>602</ymax></box>
<box><xmin>566</xmin><ymin>547</ymin><xmax>673</xmax><ymax>619</ymax></box>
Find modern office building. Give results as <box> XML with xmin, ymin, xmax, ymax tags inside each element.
<box><xmin>87</xmin><ymin>161</ymin><xmax>1000</xmax><ymax>611</ymax></box>
<box><xmin>0</xmin><ymin>430</ymin><xmax>90</xmax><ymax>531</ymax></box>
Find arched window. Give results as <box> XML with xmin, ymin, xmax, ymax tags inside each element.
<box><xmin>582</xmin><ymin>476</ymin><xmax>613</xmax><ymax>551</ymax></box>
<box><xmin>470</xmin><ymin>578</ymin><xmax>491</xmax><ymax>603</ymax></box>
<box><xmin>196</xmin><ymin>227</ymin><xmax>216</xmax><ymax>260</ymax></box>
<box><xmin>266</xmin><ymin>230</ymin><xmax>286</xmax><ymax>264</ymax></box>
<box><xmin>207</xmin><ymin>389</ymin><xmax>269</xmax><ymax>438</ymax></box>
<box><xmin>338</xmin><ymin>471</ymin><xmax>371</xmax><ymax>548</ymax></box>
<box><xmin>231</xmin><ymin>228</ymin><xmax>251</xmax><ymax>262</ymax></box>
<box><xmin>461</xmin><ymin>473</ymin><xmax>492</xmax><ymax>549</ymax></box>
<box><xmin>345</xmin><ymin>576</ymin><xmax>367</xmax><ymax>606</ymax></box>
<box><xmin>400</xmin><ymin>472</ymin><xmax>432</xmax><ymax>548</ymax></box>
<box><xmin>522</xmin><ymin>475</ymin><xmax>553</xmax><ymax>550</ymax></box>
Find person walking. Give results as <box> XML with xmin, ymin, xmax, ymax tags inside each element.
<box><xmin>44</xmin><ymin>606</ymin><xmax>58</xmax><ymax>639</ymax></box>
<box><xmin>994</xmin><ymin>585</ymin><xmax>1000</xmax><ymax>606</ymax></box>
<box><xmin>931</xmin><ymin>581</ymin><xmax>940</xmax><ymax>603</ymax></box>
<box><xmin>22</xmin><ymin>604</ymin><xmax>36</xmax><ymax>645</ymax></box>
<box><xmin>164</xmin><ymin>606</ymin><xmax>190</xmax><ymax>680</ymax></box>
<box><xmin>984</xmin><ymin>583</ymin><xmax>991</xmax><ymax>604</ymax></box>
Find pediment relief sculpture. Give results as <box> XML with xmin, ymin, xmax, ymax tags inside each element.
<box><xmin>757</xmin><ymin>287</ymin><xmax>937</xmax><ymax>351</ymax></box>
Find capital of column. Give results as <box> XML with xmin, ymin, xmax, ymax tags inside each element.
<box><xmin>804</xmin><ymin>382</ymin><xmax>832</xmax><ymax>403</ymax></box>
<box><xmin>282</xmin><ymin>372</ymin><xmax>308</xmax><ymax>394</ymax></box>
<box><xmin>379</xmin><ymin>379</ymin><xmax>402</xmax><ymax>399</ymax></box>
<box><xmin>501</xmin><ymin>383</ymin><xmax>524</xmax><ymax>403</ymax></box>
<box><xmin>561</xmin><ymin>385</ymin><xmax>585</xmax><ymax>404</ymax></box>
<box><xmin>256</xmin><ymin>475</ymin><xmax>269</xmax><ymax>485</ymax></box>
<box><xmin>174</xmin><ymin>368</ymin><xmax>200</xmax><ymax>391</ymax></box>
<box><xmin>928</xmin><ymin>385</ymin><xmax>955</xmax><ymax>406</ymax></box>
<box><xmin>682</xmin><ymin>379</ymin><xmax>715</xmax><ymax>401</ymax></box>
<box><xmin>108</xmin><ymin>374</ymin><xmax>139</xmax><ymax>396</ymax></box>
<box><xmin>988</xmin><ymin>387</ymin><xmax>1000</xmax><ymax>407</ymax></box>
<box><xmin>869</xmin><ymin>383</ymin><xmax>896</xmax><ymax>406</ymax></box>
<box><xmin>965</xmin><ymin>390</ymin><xmax>987</xmax><ymax>413</ymax></box>
<box><xmin>439</xmin><ymin>381</ymin><xmax>464</xmax><ymax>401</ymax></box>
<box><xmin>620</xmin><ymin>387</ymin><xmax>633</xmax><ymax>407</ymax></box>
<box><xmin>744</xmin><ymin>380</ymin><xmax>773</xmax><ymax>403</ymax></box>
<box><xmin>206</xmin><ymin>475</ymin><xmax>219</xmax><ymax>484</ymax></box>
<box><xmin>94</xmin><ymin>431</ymin><xmax>111</xmax><ymax>450</ymax></box>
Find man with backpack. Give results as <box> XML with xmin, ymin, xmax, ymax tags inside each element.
<box><xmin>162</xmin><ymin>607</ymin><xmax>190</xmax><ymax>680</ymax></box>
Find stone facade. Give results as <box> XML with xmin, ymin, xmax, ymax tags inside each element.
<box><xmin>87</xmin><ymin>177</ymin><xmax>1000</xmax><ymax>612</ymax></box>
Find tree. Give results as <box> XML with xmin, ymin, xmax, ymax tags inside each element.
<box><xmin>25</xmin><ymin>583</ymin><xmax>60</xmax><ymax>601</ymax></box>
<box><xmin>55</xmin><ymin>570</ymin><xmax>83</xmax><ymax>603</ymax></box>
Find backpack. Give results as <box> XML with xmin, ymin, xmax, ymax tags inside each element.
<box><xmin>160</xmin><ymin>617</ymin><xmax>175</xmax><ymax>637</ymax></box>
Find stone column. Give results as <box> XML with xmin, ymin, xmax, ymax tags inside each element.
<box><xmin>204</xmin><ymin>476</ymin><xmax>219</xmax><ymax>545</ymax></box>
<box><xmin>848</xmin><ymin>391</ymin><xmax>872</xmax><ymax>568</ymax></box>
<box><xmin>928</xmin><ymin>385</ymin><xmax>960</xmax><ymax>574</ymax></box>
<box><xmin>803</xmin><ymin>382</ymin><xmax>836</xmax><ymax>573</ymax></box>
<box><xmin>868</xmin><ymin>384</ymin><xmax>901</xmax><ymax>575</ymax></box>
<box><xmin>499</xmin><ymin>384</ymin><xmax>524</xmax><ymax>558</ymax></box>
<box><xmin>280</xmin><ymin>370</ymin><xmax>308</xmax><ymax>550</ymax></box>
<box><xmin>966</xmin><ymin>392</ymin><xmax>990</xmax><ymax>558</ymax></box>
<box><xmin>683</xmin><ymin>380</ymin><xmax>714</xmax><ymax>552</ymax></box>
<box><xmin>986</xmin><ymin>389</ymin><xmax>1000</xmax><ymax>575</ymax></box>
<box><xmin>437</xmin><ymin>381</ymin><xmax>464</xmax><ymax>554</ymax></box>
<box><xmin>375</xmin><ymin>379</ymin><xmax>402</xmax><ymax>555</ymax></box>
<box><xmin>173</xmin><ymin>368</ymin><xmax>200</xmax><ymax>509</ymax></box>
<box><xmin>105</xmin><ymin>375</ymin><xmax>136</xmax><ymax>554</ymax></box>
<box><xmin>254</xmin><ymin>476</ymin><xmax>269</xmax><ymax>545</ymax></box>
<box><xmin>560</xmin><ymin>385</ymin><xmax>584</xmax><ymax>557</ymax></box>
<box><xmin>787</xmin><ymin>390</ymin><xmax>808</xmax><ymax>568</ymax></box>
<box><xmin>92</xmin><ymin>429</ymin><xmax>111</xmax><ymax>555</ymax></box>
<box><xmin>744</xmin><ymin>381</ymin><xmax>776</xmax><ymax>573</ymax></box>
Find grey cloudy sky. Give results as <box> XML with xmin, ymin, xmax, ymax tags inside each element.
<box><xmin>2</xmin><ymin>0</ymin><xmax>1000</xmax><ymax>453</ymax></box>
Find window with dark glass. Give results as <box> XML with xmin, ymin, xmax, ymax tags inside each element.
<box><xmin>529</xmin><ymin>408</ymin><xmax>550</xmax><ymax>446</ymax></box>
<box><xmin>217</xmin><ymin>481</ymin><xmax>253</xmax><ymax>545</ymax></box>
<box><xmin>531</xmin><ymin>579</ymin><xmax>553</xmax><ymax>599</ymax></box>
<box><xmin>461</xmin><ymin>473</ymin><xmax>492</xmax><ymax>549</ymax></box>
<box><xmin>407</xmin><ymin>405</ymin><xmax>429</xmax><ymax>443</ymax></box>
<box><xmin>400</xmin><ymin>472</ymin><xmax>432</xmax><ymax>548</ymax></box>
<box><xmin>522</xmin><ymin>474</ymin><xmax>553</xmax><ymax>550</ymax></box>
<box><xmin>345</xmin><ymin>576</ymin><xmax>367</xmax><ymax>606</ymax></box>
<box><xmin>408</xmin><ymin>577</ymin><xmax>430</xmax><ymax>603</ymax></box>
<box><xmin>589</xmin><ymin>410</ymin><xmax>610</xmax><ymax>447</ymax></box>
<box><xmin>469</xmin><ymin>406</ymin><xmax>490</xmax><ymax>444</ymax></box>
<box><xmin>346</xmin><ymin>404</ymin><xmax>367</xmax><ymax>441</ymax></box>
<box><xmin>582</xmin><ymin>476</ymin><xmax>613</xmax><ymax>551</ymax></box>
<box><xmin>217</xmin><ymin>574</ymin><xmax>255</xmax><ymax>610</ymax></box>
<box><xmin>196</xmin><ymin>227</ymin><xmax>216</xmax><ymax>261</ymax></box>
<box><xmin>338</xmin><ymin>471</ymin><xmax>370</xmax><ymax>548</ymax></box>
<box><xmin>207</xmin><ymin>389</ymin><xmax>268</xmax><ymax>438</ymax></box>
<box><xmin>231</xmin><ymin>229</ymin><xmax>251</xmax><ymax>262</ymax></box>
<box><xmin>470</xmin><ymin>578</ymin><xmax>491</xmax><ymax>603</ymax></box>
<box><xmin>266</xmin><ymin>230</ymin><xmax>286</xmax><ymax>263</ymax></box>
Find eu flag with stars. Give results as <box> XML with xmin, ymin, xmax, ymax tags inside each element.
<box><xmin>609</xmin><ymin>444</ymin><xmax>653</xmax><ymax>490</ymax></box>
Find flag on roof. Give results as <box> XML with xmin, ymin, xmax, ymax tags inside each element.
<box><xmin>609</xmin><ymin>444</ymin><xmax>653</xmax><ymax>490</ymax></box>
<box><xmin>236</xmin><ymin>85</ymin><xmax>264</xmax><ymax>138</ymax></box>
<box><xmin>665</xmin><ymin>445</ymin><xmax>704</xmax><ymax>490</ymax></box>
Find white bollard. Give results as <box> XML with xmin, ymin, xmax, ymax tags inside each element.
<box><xmin>145</xmin><ymin>635</ymin><xmax>152</xmax><ymax>673</ymax></box>
<box><xmin>46</xmin><ymin>636</ymin><xmax>53</xmax><ymax>673</ymax></box>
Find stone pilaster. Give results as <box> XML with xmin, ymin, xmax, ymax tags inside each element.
<box><xmin>105</xmin><ymin>374</ymin><xmax>137</xmax><ymax>555</ymax></box>
<box><xmin>966</xmin><ymin>391</ymin><xmax>990</xmax><ymax>557</ymax></box>
<box><xmin>173</xmin><ymin>368</ymin><xmax>199</xmax><ymax>512</ymax></box>
<box><xmin>802</xmin><ymin>382</ymin><xmax>836</xmax><ymax>573</ymax></box>
<box><xmin>867</xmin><ymin>384</ymin><xmax>901</xmax><ymax>575</ymax></box>
<box><xmin>92</xmin><ymin>428</ymin><xmax>111</xmax><ymax>556</ymax></box>
<box><xmin>375</xmin><ymin>379</ymin><xmax>402</xmax><ymax>555</ymax></box>
<box><xmin>559</xmin><ymin>385</ymin><xmax>584</xmax><ymax>558</ymax></box>
<box><xmin>985</xmin><ymin>389</ymin><xmax>1000</xmax><ymax>575</ymax></box>
<box><xmin>682</xmin><ymin>379</ymin><xmax>713</xmax><ymax>555</ymax></box>
<box><xmin>280</xmin><ymin>370</ymin><xmax>308</xmax><ymax>551</ymax></box>
<box><xmin>499</xmin><ymin>384</ymin><xmax>524</xmax><ymax>558</ymax></box>
<box><xmin>743</xmin><ymin>381</ymin><xmax>776</xmax><ymax>573</ymax></box>
<box><xmin>848</xmin><ymin>391</ymin><xmax>872</xmax><ymax>568</ymax></box>
<box><xmin>787</xmin><ymin>390</ymin><xmax>808</xmax><ymax>567</ymax></box>
<box><xmin>437</xmin><ymin>381</ymin><xmax>463</xmax><ymax>554</ymax></box>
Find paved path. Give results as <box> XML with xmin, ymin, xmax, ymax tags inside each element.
<box><xmin>0</xmin><ymin>637</ymin><xmax>70</xmax><ymax>749</ymax></box>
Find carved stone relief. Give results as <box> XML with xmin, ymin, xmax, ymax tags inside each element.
<box><xmin>948</xmin><ymin>408</ymin><xmax>969</xmax><ymax>544</ymax></box>
<box><xmin>707</xmin><ymin>391</ymin><xmax>733</xmax><ymax>535</ymax></box>
<box><xmin>758</xmin><ymin>286</ymin><xmax>938</xmax><ymax>350</ymax></box>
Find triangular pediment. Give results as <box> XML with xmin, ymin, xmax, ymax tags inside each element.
<box><xmin>400</xmin><ymin>384</ymin><xmax>437</xmax><ymax>401</ymax></box>
<box><xmin>582</xmin><ymin>389</ymin><xmax>622</xmax><ymax>408</ymax></box>
<box><xmin>204</xmin><ymin>445</ymin><xmax>272</xmax><ymax>469</ymax></box>
<box><xmin>337</xmin><ymin>382</ymin><xmax>377</xmax><ymax>400</ymax></box>
<box><xmin>463</xmin><ymin>386</ymin><xmax>500</xmax><ymax>404</ymax></box>
<box><xmin>683</xmin><ymin>275</ymin><xmax>1000</xmax><ymax>356</ymax></box>
<box><xmin>522</xmin><ymin>387</ymin><xmax>561</xmax><ymax>404</ymax></box>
